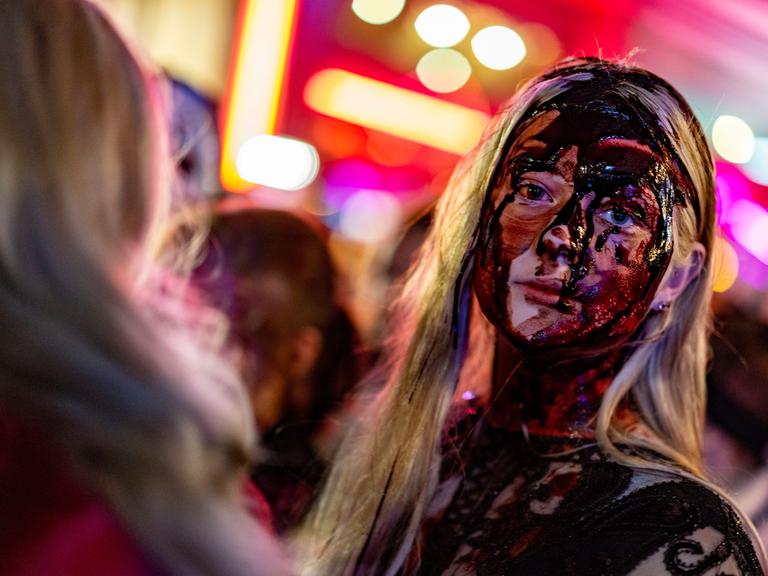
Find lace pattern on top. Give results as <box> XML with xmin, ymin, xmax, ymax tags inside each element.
<box><xmin>414</xmin><ymin>416</ymin><xmax>763</xmax><ymax>576</ymax></box>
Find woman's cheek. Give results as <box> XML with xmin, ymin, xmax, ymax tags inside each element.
<box><xmin>583</xmin><ymin>235</ymin><xmax>658</xmax><ymax>334</ymax></box>
<box><xmin>618</xmin><ymin>234</ymin><xmax>658</xmax><ymax>290</ymax></box>
<box><xmin>497</xmin><ymin>211</ymin><xmax>552</xmax><ymax>262</ymax></box>
<box><xmin>475</xmin><ymin>212</ymin><xmax>547</xmax><ymax>306</ymax></box>
<box><xmin>593</xmin><ymin>226</ymin><xmax>653</xmax><ymax>272</ymax></box>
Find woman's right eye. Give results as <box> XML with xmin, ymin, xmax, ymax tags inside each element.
<box><xmin>516</xmin><ymin>183</ymin><xmax>552</xmax><ymax>203</ymax></box>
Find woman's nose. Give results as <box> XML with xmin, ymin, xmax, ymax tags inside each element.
<box><xmin>538</xmin><ymin>196</ymin><xmax>587</xmax><ymax>262</ymax></box>
<box><xmin>541</xmin><ymin>223</ymin><xmax>576</xmax><ymax>260</ymax></box>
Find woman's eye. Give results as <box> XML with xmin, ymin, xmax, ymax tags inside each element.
<box><xmin>517</xmin><ymin>183</ymin><xmax>551</xmax><ymax>202</ymax></box>
<box><xmin>604</xmin><ymin>207</ymin><xmax>633</xmax><ymax>226</ymax></box>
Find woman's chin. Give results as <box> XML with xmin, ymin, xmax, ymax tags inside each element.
<box><xmin>499</xmin><ymin>316</ymin><xmax>624</xmax><ymax>359</ymax></box>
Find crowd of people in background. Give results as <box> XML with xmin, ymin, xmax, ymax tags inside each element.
<box><xmin>2</xmin><ymin>1</ymin><xmax>768</xmax><ymax>575</ymax></box>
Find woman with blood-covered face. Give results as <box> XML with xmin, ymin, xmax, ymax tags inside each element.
<box><xmin>297</xmin><ymin>59</ymin><xmax>766</xmax><ymax>575</ymax></box>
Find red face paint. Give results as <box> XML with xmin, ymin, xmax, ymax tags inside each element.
<box><xmin>474</xmin><ymin>105</ymin><xmax>678</xmax><ymax>356</ymax></box>
<box><xmin>470</xmin><ymin>92</ymin><xmax>692</xmax><ymax>437</ymax></box>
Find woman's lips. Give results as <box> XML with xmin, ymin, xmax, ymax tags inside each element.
<box><xmin>515</xmin><ymin>280</ymin><xmax>570</xmax><ymax>305</ymax></box>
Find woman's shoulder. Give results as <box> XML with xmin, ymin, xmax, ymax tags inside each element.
<box><xmin>578</xmin><ymin>461</ymin><xmax>764</xmax><ymax>575</ymax></box>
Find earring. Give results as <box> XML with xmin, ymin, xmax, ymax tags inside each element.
<box><xmin>654</xmin><ymin>302</ymin><xmax>670</xmax><ymax>312</ymax></box>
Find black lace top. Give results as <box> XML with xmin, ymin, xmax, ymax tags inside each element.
<box><xmin>414</xmin><ymin>414</ymin><xmax>763</xmax><ymax>576</ymax></box>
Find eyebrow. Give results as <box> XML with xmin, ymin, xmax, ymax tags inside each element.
<box><xmin>505</xmin><ymin>140</ymin><xmax>548</xmax><ymax>168</ymax></box>
<box><xmin>592</xmin><ymin>138</ymin><xmax>657</xmax><ymax>158</ymax></box>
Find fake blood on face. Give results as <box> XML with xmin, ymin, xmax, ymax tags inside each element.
<box><xmin>472</xmin><ymin>99</ymin><xmax>686</xmax><ymax>437</ymax></box>
<box><xmin>475</xmin><ymin>107</ymin><xmax>676</xmax><ymax>352</ymax></box>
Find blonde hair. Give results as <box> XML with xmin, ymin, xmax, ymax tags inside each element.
<box><xmin>0</xmin><ymin>1</ymin><xmax>287</xmax><ymax>574</ymax></box>
<box><xmin>297</xmin><ymin>58</ymin><xmax>764</xmax><ymax>574</ymax></box>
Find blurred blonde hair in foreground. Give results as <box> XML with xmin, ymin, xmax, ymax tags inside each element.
<box><xmin>0</xmin><ymin>0</ymin><xmax>287</xmax><ymax>574</ymax></box>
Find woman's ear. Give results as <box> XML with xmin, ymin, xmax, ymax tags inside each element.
<box><xmin>651</xmin><ymin>241</ymin><xmax>706</xmax><ymax>308</ymax></box>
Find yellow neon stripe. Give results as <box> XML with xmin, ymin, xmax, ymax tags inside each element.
<box><xmin>221</xmin><ymin>0</ymin><xmax>298</xmax><ymax>192</ymax></box>
<box><xmin>304</xmin><ymin>69</ymin><xmax>489</xmax><ymax>155</ymax></box>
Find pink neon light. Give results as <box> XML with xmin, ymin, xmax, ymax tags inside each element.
<box><xmin>725</xmin><ymin>199</ymin><xmax>768</xmax><ymax>265</ymax></box>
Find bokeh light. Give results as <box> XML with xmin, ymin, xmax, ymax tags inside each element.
<box><xmin>712</xmin><ymin>115</ymin><xmax>755</xmax><ymax>164</ymax></box>
<box><xmin>304</xmin><ymin>68</ymin><xmax>489</xmax><ymax>154</ymax></box>
<box><xmin>310</xmin><ymin>118</ymin><xmax>366</xmax><ymax>159</ymax></box>
<box><xmin>712</xmin><ymin>235</ymin><xmax>739</xmax><ymax>293</ymax></box>
<box><xmin>471</xmin><ymin>25</ymin><xmax>526</xmax><ymax>70</ymax></box>
<box><xmin>367</xmin><ymin>131</ymin><xmax>421</xmax><ymax>166</ymax></box>
<box><xmin>236</xmin><ymin>135</ymin><xmax>319</xmax><ymax>190</ymax></box>
<box><xmin>715</xmin><ymin>161</ymin><xmax>752</xmax><ymax>223</ymax></box>
<box><xmin>339</xmin><ymin>190</ymin><xmax>402</xmax><ymax>243</ymax></box>
<box><xmin>742</xmin><ymin>137</ymin><xmax>768</xmax><ymax>186</ymax></box>
<box><xmin>416</xmin><ymin>48</ymin><xmax>472</xmax><ymax>93</ymax></box>
<box><xmin>351</xmin><ymin>0</ymin><xmax>406</xmax><ymax>25</ymax></box>
<box><xmin>220</xmin><ymin>0</ymin><xmax>299</xmax><ymax>192</ymax></box>
<box><xmin>725</xmin><ymin>199</ymin><xmax>768</xmax><ymax>265</ymax></box>
<box><xmin>324</xmin><ymin>159</ymin><xmax>382</xmax><ymax>211</ymax></box>
<box><xmin>414</xmin><ymin>4</ymin><xmax>470</xmax><ymax>48</ymax></box>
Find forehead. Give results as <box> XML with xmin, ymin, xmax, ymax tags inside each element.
<box><xmin>510</xmin><ymin>105</ymin><xmax>653</xmax><ymax>155</ymax></box>
<box><xmin>505</xmin><ymin>107</ymin><xmax>670</xmax><ymax>188</ymax></box>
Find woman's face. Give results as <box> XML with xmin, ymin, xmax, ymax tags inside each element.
<box><xmin>474</xmin><ymin>105</ymin><xmax>678</xmax><ymax>353</ymax></box>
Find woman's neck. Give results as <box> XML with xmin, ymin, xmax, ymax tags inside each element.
<box><xmin>487</xmin><ymin>336</ymin><xmax>635</xmax><ymax>439</ymax></box>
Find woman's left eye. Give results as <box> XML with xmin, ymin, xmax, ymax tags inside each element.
<box><xmin>517</xmin><ymin>183</ymin><xmax>552</xmax><ymax>202</ymax></box>
<box><xmin>603</xmin><ymin>207</ymin><xmax>634</xmax><ymax>227</ymax></box>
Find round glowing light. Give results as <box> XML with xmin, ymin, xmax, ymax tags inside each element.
<box><xmin>471</xmin><ymin>25</ymin><xmax>526</xmax><ymax>70</ymax></box>
<box><xmin>339</xmin><ymin>190</ymin><xmax>401</xmax><ymax>243</ymax></box>
<box><xmin>712</xmin><ymin>235</ymin><xmax>739</xmax><ymax>293</ymax></box>
<box><xmin>236</xmin><ymin>135</ymin><xmax>319</xmax><ymax>191</ymax></box>
<box><xmin>742</xmin><ymin>137</ymin><xmax>768</xmax><ymax>186</ymax></box>
<box><xmin>712</xmin><ymin>115</ymin><xmax>755</xmax><ymax>164</ymax></box>
<box><xmin>351</xmin><ymin>0</ymin><xmax>406</xmax><ymax>25</ymax></box>
<box><xmin>416</xmin><ymin>48</ymin><xmax>472</xmax><ymax>93</ymax></box>
<box><xmin>414</xmin><ymin>4</ymin><xmax>470</xmax><ymax>48</ymax></box>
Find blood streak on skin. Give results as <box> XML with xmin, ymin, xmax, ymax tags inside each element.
<box><xmin>474</xmin><ymin>99</ymin><xmax>687</xmax><ymax>354</ymax></box>
<box><xmin>470</xmin><ymin>86</ymin><xmax>696</xmax><ymax>437</ymax></box>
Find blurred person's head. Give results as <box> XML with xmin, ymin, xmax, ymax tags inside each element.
<box><xmin>194</xmin><ymin>203</ymin><xmax>360</xmax><ymax>435</ymax></box>
<box><xmin>169</xmin><ymin>78</ymin><xmax>221</xmax><ymax>210</ymax></box>
<box><xmin>0</xmin><ymin>1</ymin><xmax>286</xmax><ymax>574</ymax></box>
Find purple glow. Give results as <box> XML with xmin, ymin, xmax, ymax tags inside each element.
<box><xmin>325</xmin><ymin>159</ymin><xmax>382</xmax><ymax>188</ymax></box>
<box><xmin>324</xmin><ymin>159</ymin><xmax>379</xmax><ymax>209</ymax></box>
<box><xmin>323</xmin><ymin>159</ymin><xmax>430</xmax><ymax>209</ymax></box>
<box><xmin>462</xmin><ymin>390</ymin><xmax>476</xmax><ymax>401</ymax></box>
<box><xmin>715</xmin><ymin>161</ymin><xmax>752</xmax><ymax>223</ymax></box>
<box><xmin>338</xmin><ymin>190</ymin><xmax>401</xmax><ymax>243</ymax></box>
<box><xmin>735</xmin><ymin>248</ymin><xmax>768</xmax><ymax>292</ymax></box>
<box><xmin>725</xmin><ymin>200</ymin><xmax>768</xmax><ymax>265</ymax></box>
